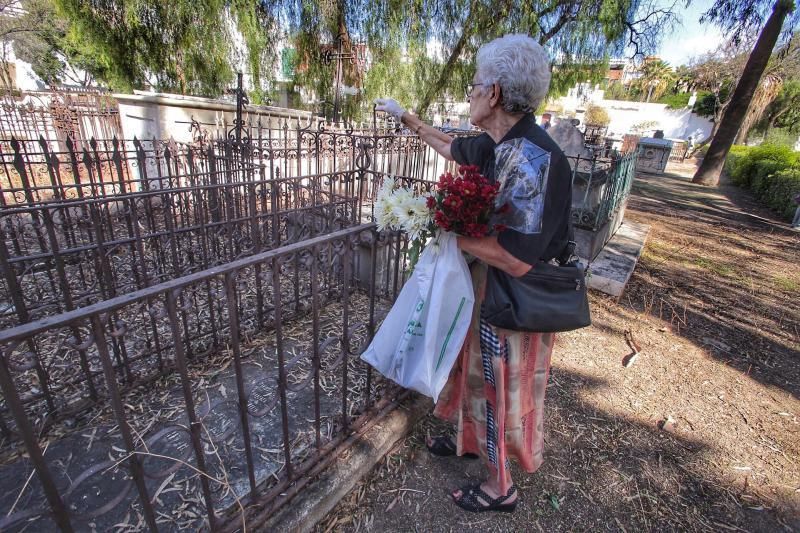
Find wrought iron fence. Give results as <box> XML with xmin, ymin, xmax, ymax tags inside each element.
<box><xmin>0</xmin><ymin>101</ymin><xmax>469</xmax><ymax>530</ymax></box>
<box><xmin>0</xmin><ymin>90</ymin><xmax>122</xmax><ymax>147</ymax></box>
<box><xmin>0</xmin><ymin>115</ymin><xmax>469</xmax><ymax>330</ymax></box>
<box><xmin>568</xmin><ymin>150</ymin><xmax>638</xmax><ymax>232</ymax></box>
<box><xmin>0</xmin><ymin>136</ymin><xmax>367</xmax><ymax>329</ymax></box>
<box><xmin>583</xmin><ymin>124</ymin><xmax>608</xmax><ymax>146</ymax></box>
<box><xmin>0</xmin><ymin>223</ymin><xmax>408</xmax><ymax>532</ymax></box>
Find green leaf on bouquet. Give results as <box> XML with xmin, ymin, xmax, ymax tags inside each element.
<box><xmin>407</xmin><ymin>239</ymin><xmax>422</xmax><ymax>271</ymax></box>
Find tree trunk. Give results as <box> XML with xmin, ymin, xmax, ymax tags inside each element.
<box><xmin>416</xmin><ymin>6</ymin><xmax>476</xmax><ymax>118</ymax></box>
<box><xmin>692</xmin><ymin>0</ymin><xmax>795</xmax><ymax>186</ymax></box>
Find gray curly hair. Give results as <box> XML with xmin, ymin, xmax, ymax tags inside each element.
<box><xmin>475</xmin><ymin>34</ymin><xmax>552</xmax><ymax>114</ymax></box>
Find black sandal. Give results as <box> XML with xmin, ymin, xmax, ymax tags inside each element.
<box><xmin>452</xmin><ymin>484</ymin><xmax>518</xmax><ymax>513</ymax></box>
<box><xmin>426</xmin><ymin>436</ymin><xmax>478</xmax><ymax>459</ymax></box>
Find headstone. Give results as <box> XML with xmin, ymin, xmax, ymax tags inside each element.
<box><xmin>547</xmin><ymin>120</ymin><xmax>592</xmax><ymax>163</ymax></box>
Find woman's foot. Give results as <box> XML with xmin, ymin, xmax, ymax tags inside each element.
<box><xmin>451</xmin><ymin>483</ymin><xmax>518</xmax><ymax>513</ymax></box>
<box><xmin>425</xmin><ymin>436</ymin><xmax>478</xmax><ymax>458</ymax></box>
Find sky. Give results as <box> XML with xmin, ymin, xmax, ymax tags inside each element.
<box><xmin>656</xmin><ymin>0</ymin><xmax>726</xmax><ymax>67</ymax></box>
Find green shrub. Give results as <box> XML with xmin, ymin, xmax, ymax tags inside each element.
<box><xmin>658</xmin><ymin>92</ymin><xmax>691</xmax><ymax>109</ymax></box>
<box><xmin>726</xmin><ymin>144</ymin><xmax>799</xmax><ymax>187</ymax></box>
<box><xmin>751</xmin><ymin>159</ymin><xmax>786</xmax><ymax>194</ymax></box>
<box><xmin>762</xmin><ymin>169</ymin><xmax>800</xmax><ymax>219</ymax></box>
<box><xmin>724</xmin><ymin>144</ymin><xmax>800</xmax><ymax>221</ymax></box>
<box><xmin>748</xmin><ymin>144</ymin><xmax>799</xmax><ymax>166</ymax></box>
<box><xmin>584</xmin><ymin>104</ymin><xmax>611</xmax><ymax>126</ymax></box>
<box><xmin>725</xmin><ymin>145</ymin><xmax>752</xmax><ymax>185</ymax></box>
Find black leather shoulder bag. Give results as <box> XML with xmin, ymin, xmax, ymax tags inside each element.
<box><xmin>481</xmin><ymin>222</ymin><xmax>591</xmax><ymax>333</ymax></box>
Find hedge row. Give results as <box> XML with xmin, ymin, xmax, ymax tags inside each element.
<box><xmin>724</xmin><ymin>144</ymin><xmax>800</xmax><ymax>220</ymax></box>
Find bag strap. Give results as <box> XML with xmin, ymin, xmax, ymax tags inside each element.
<box><xmin>556</xmin><ymin>212</ymin><xmax>577</xmax><ymax>266</ymax></box>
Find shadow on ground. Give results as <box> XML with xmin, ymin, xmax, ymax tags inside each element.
<box><xmin>317</xmin><ymin>363</ymin><xmax>797</xmax><ymax>532</ymax></box>
<box><xmin>626</xmin><ymin>168</ymin><xmax>799</xmax><ymax>401</ymax></box>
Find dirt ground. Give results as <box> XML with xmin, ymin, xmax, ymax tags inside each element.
<box><xmin>314</xmin><ymin>161</ymin><xmax>800</xmax><ymax>532</ymax></box>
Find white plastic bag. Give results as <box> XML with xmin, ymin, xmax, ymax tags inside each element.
<box><xmin>360</xmin><ymin>232</ymin><xmax>474</xmax><ymax>402</ymax></box>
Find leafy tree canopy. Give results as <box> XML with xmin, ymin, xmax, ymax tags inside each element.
<box><xmin>273</xmin><ymin>0</ymin><xmax>680</xmax><ymax>118</ymax></box>
<box><xmin>48</xmin><ymin>0</ymin><xmax>274</xmax><ymax>97</ymax></box>
<box><xmin>2</xmin><ymin>0</ymin><xmax>106</xmax><ymax>87</ymax></box>
<box><xmin>701</xmin><ymin>0</ymin><xmax>799</xmax><ymax>44</ymax></box>
<box><xmin>11</xmin><ymin>0</ymin><xmax>681</xmax><ymax>119</ymax></box>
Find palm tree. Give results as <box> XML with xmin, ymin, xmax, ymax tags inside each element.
<box><xmin>735</xmin><ymin>39</ymin><xmax>799</xmax><ymax>143</ymax></box>
<box><xmin>673</xmin><ymin>65</ymin><xmax>695</xmax><ymax>93</ymax></box>
<box><xmin>637</xmin><ymin>59</ymin><xmax>675</xmax><ymax>102</ymax></box>
<box><xmin>735</xmin><ymin>72</ymin><xmax>783</xmax><ymax>143</ymax></box>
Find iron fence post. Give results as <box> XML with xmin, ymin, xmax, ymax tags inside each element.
<box><xmin>89</xmin><ymin>315</ymin><xmax>158</xmax><ymax>531</ymax></box>
<box><xmin>0</xmin><ymin>344</ymin><xmax>73</xmax><ymax>532</ymax></box>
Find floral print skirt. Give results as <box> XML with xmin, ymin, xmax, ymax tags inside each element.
<box><xmin>433</xmin><ymin>261</ymin><xmax>555</xmax><ymax>494</ymax></box>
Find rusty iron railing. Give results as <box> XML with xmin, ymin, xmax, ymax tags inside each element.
<box><xmin>0</xmin><ymin>116</ymin><xmax>467</xmax><ymax>330</ymax></box>
<box><xmin>568</xmin><ymin>150</ymin><xmax>638</xmax><ymax>232</ymax></box>
<box><xmin>0</xmin><ymin>90</ymin><xmax>122</xmax><ymax>147</ymax></box>
<box><xmin>0</xmin><ymin>93</ymin><xmax>470</xmax><ymax>529</ymax></box>
<box><xmin>0</xmin><ymin>136</ymin><xmax>368</xmax><ymax>329</ymax></box>
<box><xmin>0</xmin><ymin>222</ymin><xmax>412</xmax><ymax>531</ymax></box>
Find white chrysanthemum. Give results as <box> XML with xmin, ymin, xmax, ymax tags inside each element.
<box><xmin>390</xmin><ymin>188</ymin><xmax>414</xmax><ymax>222</ymax></box>
<box><xmin>399</xmin><ymin>195</ymin><xmax>433</xmax><ymax>242</ymax></box>
<box><xmin>379</xmin><ymin>176</ymin><xmax>396</xmax><ymax>195</ymax></box>
<box><xmin>375</xmin><ymin>183</ymin><xmax>434</xmax><ymax>244</ymax></box>
<box><xmin>375</xmin><ymin>179</ymin><xmax>403</xmax><ymax>232</ymax></box>
<box><xmin>375</xmin><ymin>194</ymin><xmax>400</xmax><ymax>231</ymax></box>
<box><xmin>374</xmin><ymin>197</ymin><xmax>390</xmax><ymax>231</ymax></box>
<box><xmin>411</xmin><ymin>194</ymin><xmax>433</xmax><ymax>221</ymax></box>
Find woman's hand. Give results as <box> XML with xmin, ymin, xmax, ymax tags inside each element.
<box><xmin>375</xmin><ymin>98</ymin><xmax>455</xmax><ymax>160</ymax></box>
<box><xmin>456</xmin><ymin>235</ymin><xmax>532</xmax><ymax>277</ymax></box>
<box><xmin>374</xmin><ymin>98</ymin><xmax>406</xmax><ymax>121</ymax></box>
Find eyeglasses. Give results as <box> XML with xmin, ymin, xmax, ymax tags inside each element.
<box><xmin>464</xmin><ymin>83</ymin><xmax>486</xmax><ymax>99</ymax></box>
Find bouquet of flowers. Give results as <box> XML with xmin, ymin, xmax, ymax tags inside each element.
<box><xmin>374</xmin><ymin>165</ymin><xmax>503</xmax><ymax>267</ymax></box>
<box><xmin>430</xmin><ymin>165</ymin><xmax>504</xmax><ymax>236</ymax></box>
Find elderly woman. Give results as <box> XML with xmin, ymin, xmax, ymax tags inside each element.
<box><xmin>376</xmin><ymin>34</ymin><xmax>572</xmax><ymax>513</ymax></box>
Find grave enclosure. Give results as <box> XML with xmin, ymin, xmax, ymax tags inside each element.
<box><xmin>0</xmin><ymin>89</ymin><xmax>636</xmax><ymax>531</ymax></box>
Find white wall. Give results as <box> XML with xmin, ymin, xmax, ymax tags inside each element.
<box><xmin>113</xmin><ymin>92</ymin><xmax>321</xmax><ymax>188</ymax></box>
<box><xmin>557</xmin><ymin>84</ymin><xmax>714</xmax><ymax>142</ymax></box>
<box><xmin>114</xmin><ymin>91</ymin><xmax>316</xmax><ymax>143</ymax></box>
<box><xmin>591</xmin><ymin>100</ymin><xmax>713</xmax><ymax>141</ymax></box>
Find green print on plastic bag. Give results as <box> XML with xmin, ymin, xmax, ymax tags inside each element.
<box><xmin>404</xmin><ymin>300</ymin><xmax>425</xmax><ymax>337</ymax></box>
<box><xmin>435</xmin><ymin>297</ymin><xmax>467</xmax><ymax>371</ymax></box>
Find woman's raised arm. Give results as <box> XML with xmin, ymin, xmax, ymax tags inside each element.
<box><xmin>375</xmin><ymin>98</ymin><xmax>455</xmax><ymax>160</ymax></box>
